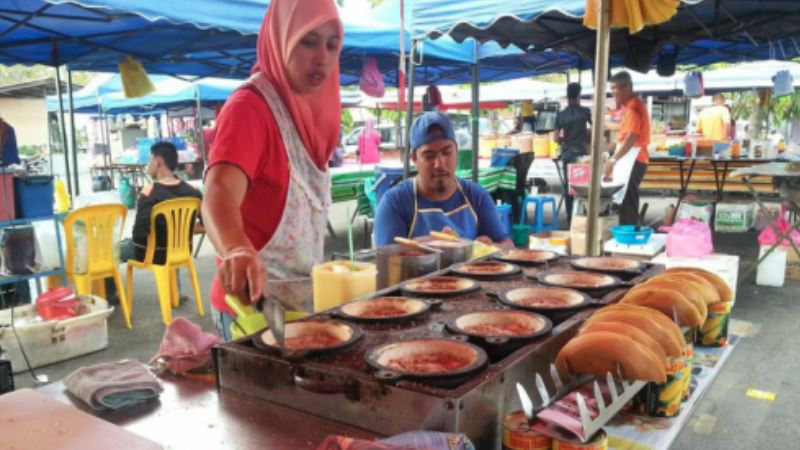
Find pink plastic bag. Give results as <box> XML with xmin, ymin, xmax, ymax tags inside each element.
<box><xmin>758</xmin><ymin>217</ymin><xmax>800</xmax><ymax>248</ymax></box>
<box><xmin>359</xmin><ymin>57</ymin><xmax>385</xmax><ymax>98</ymax></box>
<box><xmin>665</xmin><ymin>218</ymin><xmax>714</xmax><ymax>257</ymax></box>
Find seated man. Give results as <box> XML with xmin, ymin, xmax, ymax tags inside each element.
<box><xmin>123</xmin><ymin>141</ymin><xmax>203</xmax><ymax>263</ymax></box>
<box><xmin>374</xmin><ymin>112</ymin><xmax>513</xmax><ymax>248</ymax></box>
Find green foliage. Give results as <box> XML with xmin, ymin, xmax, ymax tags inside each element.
<box><xmin>18</xmin><ymin>145</ymin><xmax>41</xmax><ymax>156</ymax></box>
<box><xmin>341</xmin><ymin>108</ymin><xmax>354</xmax><ymax>134</ymax></box>
<box><xmin>771</xmin><ymin>90</ymin><xmax>800</xmax><ymax>124</ymax></box>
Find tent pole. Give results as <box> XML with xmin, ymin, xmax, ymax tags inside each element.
<box><xmin>67</xmin><ymin>69</ymin><xmax>80</xmax><ymax>196</ymax></box>
<box><xmin>54</xmin><ymin>66</ymin><xmax>72</xmax><ymax>196</ymax></box>
<box><xmin>471</xmin><ymin>40</ymin><xmax>480</xmax><ymax>183</ymax></box>
<box><xmin>195</xmin><ymin>84</ymin><xmax>206</xmax><ymax>163</ymax></box>
<box><xmin>586</xmin><ymin>0</ymin><xmax>611</xmax><ymax>257</ymax></box>
<box><xmin>404</xmin><ymin>39</ymin><xmax>416</xmax><ymax>179</ymax></box>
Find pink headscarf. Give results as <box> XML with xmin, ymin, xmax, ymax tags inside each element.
<box><xmin>362</xmin><ymin>117</ymin><xmax>376</xmax><ymax>137</ymax></box>
<box><xmin>253</xmin><ymin>0</ymin><xmax>343</xmax><ymax>168</ymax></box>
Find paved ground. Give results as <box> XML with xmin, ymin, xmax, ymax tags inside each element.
<box><xmin>8</xmin><ymin>191</ymin><xmax>797</xmax><ymax>449</ymax></box>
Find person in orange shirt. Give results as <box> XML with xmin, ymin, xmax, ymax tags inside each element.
<box><xmin>603</xmin><ymin>71</ymin><xmax>650</xmax><ymax>225</ymax></box>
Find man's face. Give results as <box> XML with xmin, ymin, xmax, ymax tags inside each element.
<box><xmin>412</xmin><ymin>139</ymin><xmax>457</xmax><ymax>194</ymax></box>
<box><xmin>147</xmin><ymin>155</ymin><xmax>161</xmax><ymax>178</ymax></box>
<box><xmin>611</xmin><ymin>81</ymin><xmax>632</xmax><ymax>106</ymax></box>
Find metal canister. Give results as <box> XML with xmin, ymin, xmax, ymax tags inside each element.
<box><xmin>633</xmin><ymin>355</ymin><xmax>685</xmax><ymax>417</ymax></box>
<box><xmin>552</xmin><ymin>430</ymin><xmax>607</xmax><ymax>450</ymax></box>
<box><xmin>696</xmin><ymin>301</ymin><xmax>731</xmax><ymax>347</ymax></box>
<box><xmin>502</xmin><ymin>411</ymin><xmax>552</xmax><ymax>450</ymax></box>
<box><xmin>416</xmin><ymin>237</ymin><xmax>474</xmax><ymax>267</ymax></box>
<box><xmin>376</xmin><ymin>244</ymin><xmax>440</xmax><ymax>289</ymax></box>
<box><xmin>681</xmin><ymin>342</ymin><xmax>694</xmax><ymax>401</ymax></box>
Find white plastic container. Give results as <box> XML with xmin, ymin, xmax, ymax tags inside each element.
<box><xmin>0</xmin><ymin>295</ymin><xmax>113</xmax><ymax>374</ymax></box>
<box><xmin>756</xmin><ymin>246</ymin><xmax>787</xmax><ymax>287</ymax></box>
<box><xmin>651</xmin><ymin>252</ymin><xmax>741</xmax><ymax>305</ymax></box>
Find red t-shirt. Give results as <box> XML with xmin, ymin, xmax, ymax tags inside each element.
<box><xmin>207</xmin><ymin>88</ymin><xmax>290</xmax><ymax>314</ymax></box>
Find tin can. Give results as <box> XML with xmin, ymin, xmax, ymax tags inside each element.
<box><xmin>633</xmin><ymin>355</ymin><xmax>685</xmax><ymax>417</ymax></box>
<box><xmin>696</xmin><ymin>302</ymin><xmax>731</xmax><ymax>347</ymax></box>
<box><xmin>502</xmin><ymin>411</ymin><xmax>552</xmax><ymax>450</ymax></box>
<box><xmin>681</xmin><ymin>342</ymin><xmax>694</xmax><ymax>401</ymax></box>
<box><xmin>552</xmin><ymin>430</ymin><xmax>607</xmax><ymax>450</ymax></box>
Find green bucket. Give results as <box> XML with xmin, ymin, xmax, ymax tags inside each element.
<box><xmin>512</xmin><ymin>224</ymin><xmax>530</xmax><ymax>248</ymax></box>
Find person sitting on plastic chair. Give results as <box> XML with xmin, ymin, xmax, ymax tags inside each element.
<box><xmin>106</xmin><ymin>141</ymin><xmax>202</xmax><ymax>302</ymax></box>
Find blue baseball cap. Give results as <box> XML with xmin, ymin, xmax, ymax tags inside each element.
<box><xmin>410</xmin><ymin>111</ymin><xmax>456</xmax><ymax>152</ymax></box>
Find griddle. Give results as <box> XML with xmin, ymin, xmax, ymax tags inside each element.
<box><xmin>214</xmin><ymin>258</ymin><xmax>664</xmax><ymax>449</ymax></box>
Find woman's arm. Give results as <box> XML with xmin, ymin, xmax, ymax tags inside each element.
<box><xmin>202</xmin><ymin>163</ymin><xmax>265</xmax><ymax>303</ymax></box>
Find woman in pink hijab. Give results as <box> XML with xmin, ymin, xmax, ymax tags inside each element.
<box><xmin>202</xmin><ymin>0</ymin><xmax>343</xmax><ymax>339</ymax></box>
<box><xmin>357</xmin><ymin>118</ymin><xmax>381</xmax><ymax>164</ymax></box>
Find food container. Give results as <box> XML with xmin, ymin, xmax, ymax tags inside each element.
<box><xmin>633</xmin><ymin>355</ymin><xmax>686</xmax><ymax>417</ymax></box>
<box><xmin>512</xmin><ymin>133</ymin><xmax>535</xmax><ymax>154</ymax></box>
<box><xmin>553</xmin><ymin>429</ymin><xmax>608</xmax><ymax>450</ymax></box>
<box><xmin>416</xmin><ymin>237</ymin><xmax>473</xmax><ymax>267</ymax></box>
<box><xmin>696</xmin><ymin>302</ymin><xmax>731</xmax><ymax>347</ymax></box>
<box><xmin>376</xmin><ymin>244</ymin><xmax>440</xmax><ymax>289</ymax></box>
<box><xmin>36</xmin><ymin>287</ymin><xmax>79</xmax><ymax>321</ymax></box>
<box><xmin>312</xmin><ymin>261</ymin><xmax>377</xmax><ymax>312</ymax></box>
<box><xmin>502</xmin><ymin>411</ymin><xmax>552</xmax><ymax>450</ymax></box>
<box><xmin>480</xmin><ymin>135</ymin><xmax>498</xmax><ymax>158</ymax></box>
<box><xmin>610</xmin><ymin>225</ymin><xmax>653</xmax><ymax>245</ymax></box>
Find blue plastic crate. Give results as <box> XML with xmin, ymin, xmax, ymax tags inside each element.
<box><xmin>136</xmin><ymin>138</ymin><xmax>156</xmax><ymax>163</ymax></box>
<box><xmin>13</xmin><ymin>176</ymin><xmax>54</xmax><ymax>219</ymax></box>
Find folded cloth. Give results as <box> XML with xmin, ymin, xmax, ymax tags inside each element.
<box><xmin>64</xmin><ymin>359</ymin><xmax>163</xmax><ymax>411</ymax></box>
<box><xmin>149</xmin><ymin>317</ymin><xmax>222</xmax><ymax>374</ymax></box>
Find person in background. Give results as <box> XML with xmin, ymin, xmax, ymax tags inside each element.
<box><xmin>202</xmin><ymin>0</ymin><xmax>343</xmax><ymax>340</ymax></box>
<box><xmin>357</xmin><ymin>118</ymin><xmax>381</xmax><ymax>164</ymax></box>
<box><xmin>603</xmin><ymin>71</ymin><xmax>650</xmax><ymax>225</ymax></box>
<box><xmin>696</xmin><ymin>93</ymin><xmax>731</xmax><ymax>141</ymax></box>
<box><xmin>374</xmin><ymin>112</ymin><xmax>513</xmax><ymax>248</ymax></box>
<box><xmin>0</xmin><ymin>117</ymin><xmax>21</xmax><ymax>167</ymax></box>
<box><xmin>554</xmin><ymin>82</ymin><xmax>592</xmax><ymax>225</ymax></box>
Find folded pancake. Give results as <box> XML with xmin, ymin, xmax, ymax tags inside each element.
<box><xmin>580</xmin><ymin>321</ymin><xmax>668</xmax><ymax>363</ymax></box>
<box><xmin>621</xmin><ymin>287</ymin><xmax>705</xmax><ymax>327</ymax></box>
<box><xmin>589</xmin><ymin>305</ymin><xmax>684</xmax><ymax>355</ymax></box>
<box><xmin>631</xmin><ymin>277</ymin><xmax>709</xmax><ymax>317</ymax></box>
<box><xmin>656</xmin><ymin>273</ymin><xmax>721</xmax><ymax>305</ymax></box>
<box><xmin>556</xmin><ymin>331</ymin><xmax>667</xmax><ymax>382</ymax></box>
<box><xmin>664</xmin><ymin>268</ymin><xmax>732</xmax><ymax>302</ymax></box>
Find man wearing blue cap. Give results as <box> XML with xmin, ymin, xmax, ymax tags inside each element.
<box><xmin>374</xmin><ymin>112</ymin><xmax>512</xmax><ymax>247</ymax></box>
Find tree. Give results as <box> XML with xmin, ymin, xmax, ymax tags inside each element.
<box><xmin>0</xmin><ymin>65</ymin><xmax>93</xmax><ymax>88</ymax></box>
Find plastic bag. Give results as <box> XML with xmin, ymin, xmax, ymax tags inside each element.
<box><xmin>758</xmin><ymin>216</ymin><xmax>800</xmax><ymax>248</ymax></box>
<box><xmin>684</xmin><ymin>72</ymin><xmax>704</xmax><ymax>98</ymax></box>
<box><xmin>665</xmin><ymin>218</ymin><xmax>713</xmax><ymax>257</ymax></box>
<box><xmin>359</xmin><ymin>57</ymin><xmax>385</xmax><ymax>98</ymax></box>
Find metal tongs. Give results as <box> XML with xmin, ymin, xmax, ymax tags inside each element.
<box><xmin>256</xmin><ymin>295</ymin><xmax>286</xmax><ymax>353</ymax></box>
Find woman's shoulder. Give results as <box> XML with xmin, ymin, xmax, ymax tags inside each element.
<box><xmin>218</xmin><ymin>88</ymin><xmax>276</xmax><ymax>125</ymax></box>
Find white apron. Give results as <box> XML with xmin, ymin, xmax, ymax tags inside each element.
<box><xmin>246</xmin><ymin>72</ymin><xmax>331</xmax><ymax>312</ymax></box>
<box><xmin>611</xmin><ymin>145</ymin><xmax>641</xmax><ymax>204</ymax></box>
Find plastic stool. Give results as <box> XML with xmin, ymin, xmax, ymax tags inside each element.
<box><xmin>521</xmin><ymin>195</ymin><xmax>558</xmax><ymax>233</ymax></box>
<box><xmin>496</xmin><ymin>203</ymin><xmax>513</xmax><ymax>237</ymax></box>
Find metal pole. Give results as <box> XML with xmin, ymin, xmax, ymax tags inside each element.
<box><xmin>54</xmin><ymin>66</ymin><xmax>72</xmax><ymax>196</ymax></box>
<box><xmin>471</xmin><ymin>42</ymin><xmax>480</xmax><ymax>183</ymax></box>
<box><xmin>403</xmin><ymin>40</ymin><xmax>416</xmax><ymax>178</ymax></box>
<box><xmin>195</xmin><ymin>84</ymin><xmax>206</xmax><ymax>163</ymax></box>
<box><xmin>67</xmin><ymin>69</ymin><xmax>80</xmax><ymax>196</ymax></box>
<box><xmin>586</xmin><ymin>0</ymin><xmax>611</xmax><ymax>256</ymax></box>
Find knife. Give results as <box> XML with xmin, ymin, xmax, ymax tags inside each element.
<box><xmin>256</xmin><ymin>295</ymin><xmax>286</xmax><ymax>352</ymax></box>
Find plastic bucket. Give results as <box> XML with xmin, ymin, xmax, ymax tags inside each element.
<box><xmin>512</xmin><ymin>224</ymin><xmax>530</xmax><ymax>248</ymax></box>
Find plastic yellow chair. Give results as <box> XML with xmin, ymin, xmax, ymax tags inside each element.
<box><xmin>126</xmin><ymin>197</ymin><xmax>204</xmax><ymax>325</ymax></box>
<box><xmin>64</xmin><ymin>203</ymin><xmax>131</xmax><ymax>328</ymax></box>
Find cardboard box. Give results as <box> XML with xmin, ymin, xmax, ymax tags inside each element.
<box><xmin>676</xmin><ymin>201</ymin><xmax>714</xmax><ymax>225</ymax></box>
<box><xmin>570</xmin><ymin>215</ymin><xmax>619</xmax><ymax>256</ymax></box>
<box><xmin>651</xmin><ymin>252</ymin><xmax>740</xmax><ymax>305</ymax></box>
<box><xmin>787</xmin><ymin>249</ymin><xmax>800</xmax><ymax>280</ymax></box>
<box><xmin>715</xmin><ymin>201</ymin><xmax>756</xmax><ymax>232</ymax></box>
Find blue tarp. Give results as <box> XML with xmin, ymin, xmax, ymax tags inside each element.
<box><xmin>412</xmin><ymin>0</ymin><xmax>800</xmax><ymax>70</ymax></box>
<box><xmin>1</xmin><ymin>0</ymin><xmax>545</xmax><ymax>85</ymax></box>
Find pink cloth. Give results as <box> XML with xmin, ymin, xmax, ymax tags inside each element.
<box><xmin>253</xmin><ymin>0</ymin><xmax>343</xmax><ymax>167</ymax></box>
<box><xmin>149</xmin><ymin>317</ymin><xmax>222</xmax><ymax>374</ymax></box>
<box><xmin>358</xmin><ymin>118</ymin><xmax>381</xmax><ymax>164</ymax></box>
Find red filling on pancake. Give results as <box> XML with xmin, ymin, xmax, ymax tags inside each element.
<box><xmin>387</xmin><ymin>353</ymin><xmax>470</xmax><ymax>373</ymax></box>
<box><xmin>358</xmin><ymin>304</ymin><xmax>409</xmax><ymax>318</ymax></box>
<box><xmin>283</xmin><ymin>332</ymin><xmax>342</xmax><ymax>350</ymax></box>
<box><xmin>464</xmin><ymin>322</ymin><xmax>534</xmax><ymax>336</ymax></box>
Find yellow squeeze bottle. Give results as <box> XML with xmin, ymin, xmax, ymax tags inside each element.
<box><xmin>312</xmin><ymin>261</ymin><xmax>377</xmax><ymax>312</ymax></box>
<box><xmin>54</xmin><ymin>179</ymin><xmax>71</xmax><ymax>213</ymax></box>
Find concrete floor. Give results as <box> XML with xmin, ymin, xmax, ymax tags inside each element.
<box><xmin>9</xmin><ymin>194</ymin><xmax>798</xmax><ymax>449</ymax></box>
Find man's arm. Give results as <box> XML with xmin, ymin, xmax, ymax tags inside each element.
<box><xmin>473</xmin><ymin>187</ymin><xmax>513</xmax><ymax>249</ymax></box>
<box><xmin>373</xmin><ymin>190</ymin><xmax>410</xmax><ymax>246</ymax></box>
<box><xmin>131</xmin><ymin>186</ymin><xmax>155</xmax><ymax>248</ymax></box>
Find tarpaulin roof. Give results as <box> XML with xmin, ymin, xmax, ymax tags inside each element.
<box><xmin>1</xmin><ymin>0</ymin><xmax>546</xmax><ymax>85</ymax></box>
<box><xmin>413</xmin><ymin>0</ymin><xmax>800</xmax><ymax>71</ymax></box>
<box><xmin>47</xmin><ymin>76</ymin><xmax>364</xmax><ymax>114</ymax></box>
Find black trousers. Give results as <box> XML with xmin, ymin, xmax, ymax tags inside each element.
<box><xmin>619</xmin><ymin>161</ymin><xmax>648</xmax><ymax>225</ymax></box>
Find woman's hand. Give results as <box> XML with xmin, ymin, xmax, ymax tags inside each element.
<box><xmin>219</xmin><ymin>246</ymin><xmax>267</xmax><ymax>304</ymax></box>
